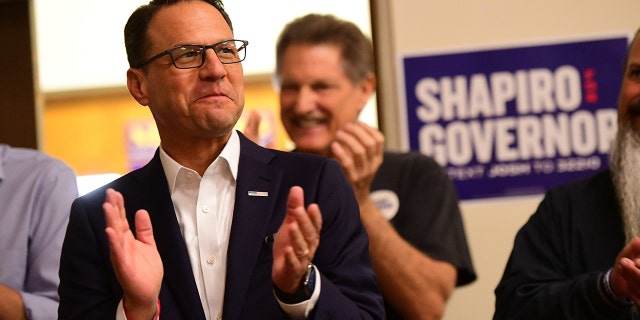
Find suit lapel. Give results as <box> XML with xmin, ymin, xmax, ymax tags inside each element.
<box><xmin>135</xmin><ymin>137</ymin><xmax>283</xmax><ymax>319</ymax></box>
<box><xmin>222</xmin><ymin>134</ymin><xmax>282</xmax><ymax>320</ymax></box>
<box><xmin>134</xmin><ymin>153</ymin><xmax>206</xmax><ymax>319</ymax></box>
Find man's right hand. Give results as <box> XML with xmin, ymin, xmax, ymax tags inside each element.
<box><xmin>103</xmin><ymin>188</ymin><xmax>163</xmax><ymax>319</ymax></box>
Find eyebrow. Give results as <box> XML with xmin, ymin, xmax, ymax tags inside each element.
<box><xmin>627</xmin><ymin>62</ymin><xmax>640</xmax><ymax>69</ymax></box>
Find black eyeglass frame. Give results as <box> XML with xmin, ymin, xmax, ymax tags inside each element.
<box><xmin>134</xmin><ymin>39</ymin><xmax>249</xmax><ymax>69</ymax></box>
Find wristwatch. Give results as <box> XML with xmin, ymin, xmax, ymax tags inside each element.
<box><xmin>302</xmin><ymin>263</ymin><xmax>316</xmax><ymax>297</ymax></box>
<box><xmin>273</xmin><ymin>263</ymin><xmax>316</xmax><ymax>303</ymax></box>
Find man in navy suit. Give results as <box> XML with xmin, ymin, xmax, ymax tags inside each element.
<box><xmin>57</xmin><ymin>0</ymin><xmax>384</xmax><ymax>319</ymax></box>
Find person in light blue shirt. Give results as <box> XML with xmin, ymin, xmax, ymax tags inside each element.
<box><xmin>0</xmin><ymin>144</ymin><xmax>78</xmax><ymax>319</ymax></box>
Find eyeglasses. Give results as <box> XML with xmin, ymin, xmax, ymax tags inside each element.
<box><xmin>135</xmin><ymin>39</ymin><xmax>249</xmax><ymax>69</ymax></box>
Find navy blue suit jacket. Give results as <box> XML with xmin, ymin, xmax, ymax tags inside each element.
<box><xmin>58</xmin><ymin>132</ymin><xmax>384</xmax><ymax>319</ymax></box>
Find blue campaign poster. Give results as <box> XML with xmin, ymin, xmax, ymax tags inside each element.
<box><xmin>401</xmin><ymin>35</ymin><xmax>629</xmax><ymax>200</ymax></box>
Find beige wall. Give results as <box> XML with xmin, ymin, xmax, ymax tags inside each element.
<box><xmin>371</xmin><ymin>0</ymin><xmax>640</xmax><ymax>319</ymax></box>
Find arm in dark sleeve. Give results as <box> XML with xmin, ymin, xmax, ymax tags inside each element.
<box><xmin>493</xmin><ymin>189</ymin><xmax>631</xmax><ymax>320</ymax></box>
<box><xmin>58</xmin><ymin>195</ymin><xmax>122</xmax><ymax>319</ymax></box>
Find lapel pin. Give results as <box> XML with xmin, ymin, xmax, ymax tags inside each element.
<box><xmin>248</xmin><ymin>191</ymin><xmax>269</xmax><ymax>197</ymax></box>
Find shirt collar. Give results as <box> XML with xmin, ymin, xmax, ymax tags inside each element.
<box><xmin>159</xmin><ymin>130</ymin><xmax>240</xmax><ymax>194</ymax></box>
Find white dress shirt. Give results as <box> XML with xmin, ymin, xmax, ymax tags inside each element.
<box><xmin>117</xmin><ymin>131</ymin><xmax>317</xmax><ymax>319</ymax></box>
<box><xmin>159</xmin><ymin>133</ymin><xmax>238</xmax><ymax>320</ymax></box>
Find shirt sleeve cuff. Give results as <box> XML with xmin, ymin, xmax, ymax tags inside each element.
<box><xmin>116</xmin><ymin>300</ymin><xmax>126</xmax><ymax>320</ymax></box>
<box><xmin>275</xmin><ymin>265</ymin><xmax>321</xmax><ymax>319</ymax></box>
<box><xmin>598</xmin><ymin>268</ymin><xmax>634</xmax><ymax>308</ymax></box>
<box><xmin>117</xmin><ymin>299</ymin><xmax>161</xmax><ymax>320</ymax></box>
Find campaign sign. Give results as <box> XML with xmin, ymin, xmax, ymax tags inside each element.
<box><xmin>401</xmin><ymin>36</ymin><xmax>629</xmax><ymax>200</ymax></box>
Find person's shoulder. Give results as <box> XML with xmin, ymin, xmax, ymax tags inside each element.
<box><xmin>543</xmin><ymin>169</ymin><xmax>614</xmax><ymax>205</ymax></box>
<box><xmin>272</xmin><ymin>148</ymin><xmax>334</xmax><ymax>164</ymax></box>
<box><xmin>530</xmin><ymin>170</ymin><xmax>617</xmax><ymax>229</ymax></box>
<box><xmin>5</xmin><ymin>145</ymin><xmax>55</xmax><ymax>162</ymax></box>
<box><xmin>266</xmin><ymin>149</ymin><xmax>346</xmax><ymax>181</ymax></box>
<box><xmin>549</xmin><ymin>169</ymin><xmax>612</xmax><ymax>194</ymax></box>
<box><xmin>383</xmin><ymin>150</ymin><xmax>440</xmax><ymax>166</ymax></box>
<box><xmin>238</xmin><ymin>131</ymin><xmax>333</xmax><ymax>165</ymax></box>
<box><xmin>380</xmin><ymin>150</ymin><xmax>445</xmax><ymax>179</ymax></box>
<box><xmin>3</xmin><ymin>145</ymin><xmax>75</xmax><ymax>176</ymax></box>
